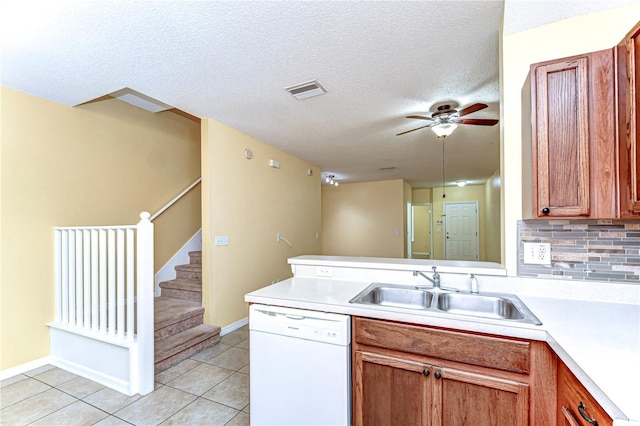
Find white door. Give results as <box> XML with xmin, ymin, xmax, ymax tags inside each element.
<box><xmin>444</xmin><ymin>202</ymin><xmax>478</xmax><ymax>261</ymax></box>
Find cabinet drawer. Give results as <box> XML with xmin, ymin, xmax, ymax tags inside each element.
<box><xmin>557</xmin><ymin>362</ymin><xmax>612</xmax><ymax>426</ymax></box>
<box><xmin>354</xmin><ymin>317</ymin><xmax>530</xmax><ymax>374</ymax></box>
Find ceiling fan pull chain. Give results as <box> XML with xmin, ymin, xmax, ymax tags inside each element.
<box><xmin>442</xmin><ymin>140</ymin><xmax>446</xmax><ymax>199</ymax></box>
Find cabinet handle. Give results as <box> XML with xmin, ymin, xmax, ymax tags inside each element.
<box><xmin>423</xmin><ymin>368</ymin><xmax>430</xmax><ymax>376</ymax></box>
<box><xmin>434</xmin><ymin>371</ymin><xmax>442</xmax><ymax>379</ymax></box>
<box><xmin>542</xmin><ymin>207</ymin><xmax>550</xmax><ymax>214</ymax></box>
<box><xmin>578</xmin><ymin>402</ymin><xmax>599</xmax><ymax>426</ymax></box>
<box><xmin>561</xmin><ymin>407</ymin><xmax>581</xmax><ymax>426</ymax></box>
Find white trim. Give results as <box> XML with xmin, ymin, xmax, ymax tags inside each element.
<box><xmin>155</xmin><ymin>229</ymin><xmax>202</xmax><ymax>296</ymax></box>
<box><xmin>221</xmin><ymin>317</ymin><xmax>248</xmax><ymax>336</ymax></box>
<box><xmin>48</xmin><ymin>322</ymin><xmax>135</xmax><ymax>348</ymax></box>
<box><xmin>0</xmin><ymin>356</ymin><xmax>52</xmax><ymax>381</ymax></box>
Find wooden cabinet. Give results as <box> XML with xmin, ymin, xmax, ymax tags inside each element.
<box><xmin>617</xmin><ymin>21</ymin><xmax>640</xmax><ymax>217</ymax></box>
<box><xmin>352</xmin><ymin>317</ymin><xmax>556</xmax><ymax>426</ymax></box>
<box><xmin>557</xmin><ymin>361</ymin><xmax>612</xmax><ymax>426</ymax></box>
<box><xmin>530</xmin><ymin>49</ymin><xmax>617</xmax><ymax>218</ymax></box>
<box><xmin>354</xmin><ymin>351</ymin><xmax>430</xmax><ymax>425</ymax></box>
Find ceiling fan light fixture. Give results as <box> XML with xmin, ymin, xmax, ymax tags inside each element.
<box><xmin>456</xmin><ymin>180</ymin><xmax>467</xmax><ymax>187</ymax></box>
<box><xmin>431</xmin><ymin>122</ymin><xmax>458</xmax><ymax>138</ymax></box>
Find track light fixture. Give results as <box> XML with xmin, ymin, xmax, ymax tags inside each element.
<box><xmin>325</xmin><ymin>174</ymin><xmax>339</xmax><ymax>186</ymax></box>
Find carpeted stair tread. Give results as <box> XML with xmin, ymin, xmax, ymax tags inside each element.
<box><xmin>174</xmin><ymin>263</ymin><xmax>202</xmax><ymax>281</ymax></box>
<box><xmin>155</xmin><ymin>323</ymin><xmax>221</xmax><ymax>364</ymax></box>
<box><xmin>154</xmin><ymin>296</ymin><xmax>203</xmax><ymax>330</ymax></box>
<box><xmin>159</xmin><ymin>279</ymin><xmax>202</xmax><ymax>292</ymax></box>
<box><xmin>188</xmin><ymin>251</ymin><xmax>202</xmax><ymax>264</ymax></box>
<box><xmin>174</xmin><ymin>264</ymin><xmax>201</xmax><ymax>272</ymax></box>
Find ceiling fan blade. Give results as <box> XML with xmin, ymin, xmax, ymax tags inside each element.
<box><xmin>406</xmin><ymin>115</ymin><xmax>432</xmax><ymax>120</ymax></box>
<box><xmin>458</xmin><ymin>103</ymin><xmax>488</xmax><ymax>117</ymax></box>
<box><xmin>396</xmin><ymin>124</ymin><xmax>432</xmax><ymax>136</ymax></box>
<box><xmin>459</xmin><ymin>118</ymin><xmax>499</xmax><ymax>126</ymax></box>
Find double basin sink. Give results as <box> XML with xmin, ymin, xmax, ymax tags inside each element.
<box><xmin>349</xmin><ymin>283</ymin><xmax>542</xmax><ymax>325</ymax></box>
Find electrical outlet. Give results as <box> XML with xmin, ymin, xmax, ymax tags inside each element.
<box><xmin>317</xmin><ymin>266</ymin><xmax>332</xmax><ymax>277</ymax></box>
<box><xmin>523</xmin><ymin>242</ymin><xmax>551</xmax><ymax>265</ymax></box>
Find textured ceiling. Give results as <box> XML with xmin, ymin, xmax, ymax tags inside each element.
<box><xmin>0</xmin><ymin>1</ymin><xmax>625</xmax><ymax>188</ymax></box>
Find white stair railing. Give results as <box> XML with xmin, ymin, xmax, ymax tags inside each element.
<box><xmin>50</xmin><ymin>212</ymin><xmax>154</xmax><ymax>395</ymax></box>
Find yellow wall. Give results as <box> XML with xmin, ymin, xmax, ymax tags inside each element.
<box><xmin>484</xmin><ymin>168</ymin><xmax>501</xmax><ymax>263</ymax></box>
<box><xmin>201</xmin><ymin>119</ymin><xmax>321</xmax><ymax>327</ymax></box>
<box><xmin>412</xmin><ymin>188</ymin><xmax>432</xmax><ymax>204</ymax></box>
<box><xmin>321</xmin><ymin>179</ymin><xmax>405</xmax><ymax>258</ymax></box>
<box><xmin>0</xmin><ymin>87</ymin><xmax>201</xmax><ymax>369</ymax></box>
<box><xmin>431</xmin><ymin>185</ymin><xmax>486</xmax><ymax>260</ymax></box>
<box><xmin>501</xmin><ymin>3</ymin><xmax>640</xmax><ymax>273</ymax></box>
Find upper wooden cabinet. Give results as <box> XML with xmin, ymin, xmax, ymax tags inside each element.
<box><xmin>617</xmin><ymin>21</ymin><xmax>640</xmax><ymax>217</ymax></box>
<box><xmin>531</xmin><ymin>49</ymin><xmax>617</xmax><ymax>219</ymax></box>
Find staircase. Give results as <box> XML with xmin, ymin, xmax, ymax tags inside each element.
<box><xmin>154</xmin><ymin>250</ymin><xmax>221</xmax><ymax>374</ymax></box>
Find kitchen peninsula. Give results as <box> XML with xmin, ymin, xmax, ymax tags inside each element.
<box><xmin>246</xmin><ymin>255</ymin><xmax>640</xmax><ymax>426</ymax></box>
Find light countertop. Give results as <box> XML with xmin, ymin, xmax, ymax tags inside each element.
<box><xmin>246</xmin><ymin>269</ymin><xmax>640</xmax><ymax>425</ymax></box>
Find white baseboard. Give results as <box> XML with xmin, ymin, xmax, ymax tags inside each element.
<box><xmin>221</xmin><ymin>317</ymin><xmax>248</xmax><ymax>336</ymax></box>
<box><xmin>155</xmin><ymin>229</ymin><xmax>202</xmax><ymax>296</ymax></box>
<box><xmin>0</xmin><ymin>356</ymin><xmax>52</xmax><ymax>381</ymax></box>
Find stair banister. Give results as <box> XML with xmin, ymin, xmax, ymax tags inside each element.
<box><xmin>136</xmin><ymin>212</ymin><xmax>154</xmax><ymax>394</ymax></box>
<box><xmin>149</xmin><ymin>177</ymin><xmax>201</xmax><ymax>222</ymax></box>
<box><xmin>51</xmin><ymin>213</ymin><xmax>155</xmax><ymax>395</ymax></box>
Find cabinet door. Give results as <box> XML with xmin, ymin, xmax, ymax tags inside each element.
<box><xmin>532</xmin><ymin>56</ymin><xmax>591</xmax><ymax>217</ymax></box>
<box><xmin>531</xmin><ymin>50</ymin><xmax>616</xmax><ymax>218</ymax></box>
<box><xmin>618</xmin><ymin>21</ymin><xmax>640</xmax><ymax>216</ymax></box>
<box><xmin>353</xmin><ymin>350</ymin><xmax>431</xmax><ymax>426</ymax></box>
<box><xmin>431</xmin><ymin>366</ymin><xmax>529</xmax><ymax>426</ymax></box>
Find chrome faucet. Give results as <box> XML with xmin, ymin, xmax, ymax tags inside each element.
<box><xmin>414</xmin><ymin>267</ymin><xmax>459</xmax><ymax>292</ymax></box>
<box><xmin>414</xmin><ymin>266</ymin><xmax>441</xmax><ymax>289</ymax></box>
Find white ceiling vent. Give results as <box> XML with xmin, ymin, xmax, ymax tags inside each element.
<box><xmin>284</xmin><ymin>80</ymin><xmax>326</xmax><ymax>100</ymax></box>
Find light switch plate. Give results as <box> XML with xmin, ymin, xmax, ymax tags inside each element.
<box><xmin>215</xmin><ymin>235</ymin><xmax>229</xmax><ymax>246</ymax></box>
<box><xmin>523</xmin><ymin>242</ymin><xmax>551</xmax><ymax>265</ymax></box>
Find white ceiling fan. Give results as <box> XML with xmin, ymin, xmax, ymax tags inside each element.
<box><xmin>397</xmin><ymin>103</ymin><xmax>499</xmax><ymax>138</ymax></box>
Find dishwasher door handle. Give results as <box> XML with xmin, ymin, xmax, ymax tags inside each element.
<box><xmin>285</xmin><ymin>314</ymin><xmax>306</xmax><ymax>320</ymax></box>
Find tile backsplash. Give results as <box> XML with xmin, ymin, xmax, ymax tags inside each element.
<box><xmin>518</xmin><ymin>220</ymin><xmax>640</xmax><ymax>283</ymax></box>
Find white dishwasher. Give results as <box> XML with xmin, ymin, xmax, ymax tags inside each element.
<box><xmin>249</xmin><ymin>304</ymin><xmax>351</xmax><ymax>426</ymax></box>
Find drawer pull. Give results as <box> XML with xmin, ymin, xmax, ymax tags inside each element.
<box><xmin>434</xmin><ymin>371</ymin><xmax>442</xmax><ymax>379</ymax></box>
<box><xmin>578</xmin><ymin>402</ymin><xmax>599</xmax><ymax>426</ymax></box>
<box><xmin>561</xmin><ymin>407</ymin><xmax>580</xmax><ymax>426</ymax></box>
<box><xmin>423</xmin><ymin>368</ymin><xmax>430</xmax><ymax>377</ymax></box>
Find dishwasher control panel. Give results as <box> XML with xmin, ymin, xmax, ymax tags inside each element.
<box><xmin>249</xmin><ymin>304</ymin><xmax>350</xmax><ymax>346</ymax></box>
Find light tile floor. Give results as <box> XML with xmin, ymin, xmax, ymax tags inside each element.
<box><xmin>0</xmin><ymin>327</ymin><xmax>250</xmax><ymax>426</ymax></box>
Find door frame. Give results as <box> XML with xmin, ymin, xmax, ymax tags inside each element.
<box><xmin>409</xmin><ymin>203</ymin><xmax>433</xmax><ymax>259</ymax></box>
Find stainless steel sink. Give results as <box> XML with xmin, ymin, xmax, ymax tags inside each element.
<box><xmin>349</xmin><ymin>283</ymin><xmax>541</xmax><ymax>325</ymax></box>
<box><xmin>436</xmin><ymin>292</ymin><xmax>526</xmax><ymax>321</ymax></box>
<box><xmin>349</xmin><ymin>283</ymin><xmax>433</xmax><ymax>310</ymax></box>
